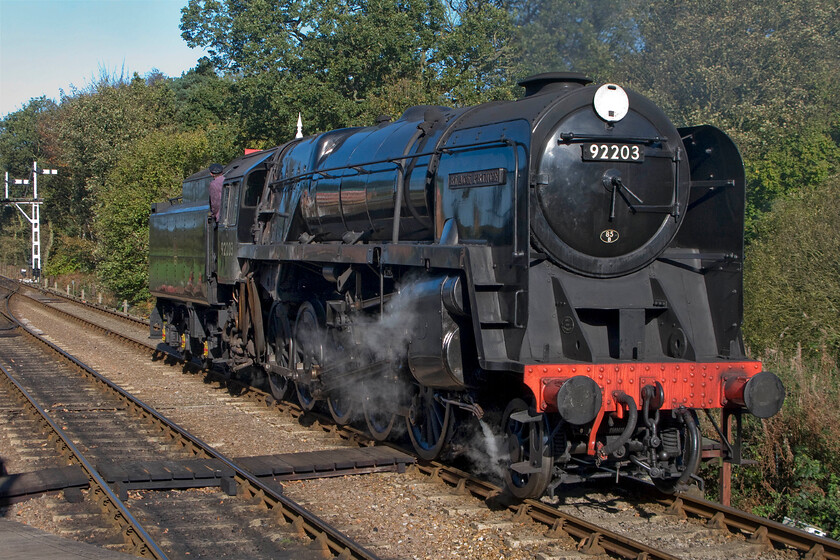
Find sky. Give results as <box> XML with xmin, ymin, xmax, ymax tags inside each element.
<box><xmin>0</xmin><ymin>0</ymin><xmax>207</xmax><ymax>118</ymax></box>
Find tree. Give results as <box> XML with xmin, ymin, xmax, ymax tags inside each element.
<box><xmin>0</xmin><ymin>97</ymin><xmax>56</xmax><ymax>178</ymax></box>
<box><xmin>0</xmin><ymin>97</ymin><xmax>63</xmax><ymax>269</ymax></box>
<box><xmin>745</xmin><ymin>125</ymin><xmax>840</xmax><ymax>226</ymax></box>
<box><xmin>180</xmin><ymin>0</ymin><xmax>518</xmax><ymax>141</ymax></box>
<box><xmin>180</xmin><ymin>0</ymin><xmax>316</xmax><ymax>76</ymax></box>
<box><xmin>39</xmin><ymin>72</ymin><xmax>180</xmax><ymax>249</ymax></box>
<box><xmin>615</xmin><ymin>0</ymin><xmax>840</xmax><ymax>226</ymax></box>
<box><xmin>96</xmin><ymin>129</ymin><xmax>221</xmax><ymax>303</ymax></box>
<box><xmin>52</xmin><ymin>73</ymin><xmax>178</xmax><ymax>194</ymax></box>
<box><xmin>168</xmin><ymin>58</ymin><xmax>238</xmax><ymax>131</ymax></box>
<box><xmin>743</xmin><ymin>174</ymin><xmax>840</xmax><ymax>361</ymax></box>
<box><xmin>436</xmin><ymin>0</ymin><xmax>520</xmax><ymax>105</ymax></box>
<box><xmin>1</xmin><ymin>65</ymin><xmax>249</xmax><ymax>279</ymax></box>
<box><xmin>509</xmin><ymin>0</ymin><xmax>641</xmax><ymax>81</ymax></box>
<box><xmin>620</xmin><ymin>0</ymin><xmax>839</xmax><ymax>125</ymax></box>
<box><xmin>181</xmin><ymin>0</ymin><xmax>443</xmax><ymax>137</ymax></box>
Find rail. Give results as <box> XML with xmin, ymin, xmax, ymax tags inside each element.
<box><xmin>657</xmin><ymin>491</ymin><xmax>838</xmax><ymax>560</ymax></box>
<box><xmin>0</xmin><ymin>283</ymin><xmax>168</xmax><ymax>558</ymax></box>
<box><xmin>1</xmin><ymin>282</ymin><xmax>380</xmax><ymax>560</ymax></box>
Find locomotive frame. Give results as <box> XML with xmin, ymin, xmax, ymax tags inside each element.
<box><xmin>149</xmin><ymin>73</ymin><xmax>785</xmax><ymax>499</ymax></box>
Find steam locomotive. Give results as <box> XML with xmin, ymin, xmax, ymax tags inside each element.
<box><xmin>149</xmin><ymin>72</ymin><xmax>785</xmax><ymax>498</ymax></box>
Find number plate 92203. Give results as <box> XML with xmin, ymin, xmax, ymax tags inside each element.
<box><xmin>582</xmin><ymin>143</ymin><xmax>644</xmax><ymax>163</ymax></box>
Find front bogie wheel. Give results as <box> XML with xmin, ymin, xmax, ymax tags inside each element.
<box><xmin>502</xmin><ymin>398</ymin><xmax>552</xmax><ymax>499</ymax></box>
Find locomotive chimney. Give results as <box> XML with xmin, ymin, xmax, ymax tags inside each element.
<box><xmin>518</xmin><ymin>72</ymin><xmax>593</xmax><ymax>97</ymax></box>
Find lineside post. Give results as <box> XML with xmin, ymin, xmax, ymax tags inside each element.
<box><xmin>720</xmin><ymin>409</ymin><xmax>732</xmax><ymax>506</ymax></box>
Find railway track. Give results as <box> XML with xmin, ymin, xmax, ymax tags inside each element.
<box><xmin>8</xmin><ymin>278</ymin><xmax>840</xmax><ymax>560</ymax></box>
<box><xmin>0</xmin><ymin>282</ymin><xmax>378</xmax><ymax>560</ymax></box>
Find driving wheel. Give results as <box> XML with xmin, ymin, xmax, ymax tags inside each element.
<box><xmin>293</xmin><ymin>302</ymin><xmax>325</xmax><ymax>412</ymax></box>
<box><xmin>266</xmin><ymin>305</ymin><xmax>292</xmax><ymax>402</ymax></box>
<box><xmin>406</xmin><ymin>386</ymin><xmax>453</xmax><ymax>460</ymax></box>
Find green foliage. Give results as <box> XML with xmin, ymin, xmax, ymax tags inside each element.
<box><xmin>1</xmin><ymin>66</ymin><xmax>239</xmax><ymax>279</ymax></box>
<box><xmin>0</xmin><ymin>96</ymin><xmax>57</xmax><ymax>178</ymax></box>
<box><xmin>741</xmin><ymin>176</ymin><xmax>840</xmax><ymax>535</ymax></box>
<box><xmin>744</xmin><ymin>174</ymin><xmax>840</xmax><ymax>361</ymax></box>
<box><xmin>38</xmin><ymin>74</ymin><xmax>179</xmax><ymax>241</ymax></box>
<box><xmin>167</xmin><ymin>58</ymin><xmax>240</xmax><ymax>135</ymax></box>
<box><xmin>0</xmin><ymin>97</ymin><xmax>63</xmax><ymax>257</ymax></box>
<box><xmin>0</xmin><ymin>204</ymin><xmax>30</xmax><ymax>264</ymax></box>
<box><xmin>745</xmin><ymin>128</ymin><xmax>840</xmax><ymax>236</ymax></box>
<box><xmin>510</xmin><ymin>0</ymin><xmax>641</xmax><ymax>80</ymax></box>
<box><xmin>180</xmin><ymin>0</ymin><xmax>518</xmax><ymax>140</ymax></box>
<box><xmin>435</xmin><ymin>0</ymin><xmax>520</xmax><ymax>105</ymax></box>
<box><xmin>0</xmin><ymin>216</ymin><xmax>28</xmax><ymax>266</ymax></box>
<box><xmin>734</xmin><ymin>351</ymin><xmax>840</xmax><ymax>539</ymax></box>
<box><xmin>43</xmin><ymin>235</ymin><xmax>96</xmax><ymax>276</ymax></box>
<box><xmin>53</xmin><ymin>73</ymin><xmax>178</xmax><ymax>190</ymax></box>
<box><xmin>751</xmin><ymin>455</ymin><xmax>840</xmax><ymax>540</ymax></box>
<box><xmin>621</xmin><ymin>0</ymin><xmax>839</xmax><ymax>129</ymax></box>
<box><xmin>96</xmin><ymin>129</ymin><xmax>221</xmax><ymax>304</ymax></box>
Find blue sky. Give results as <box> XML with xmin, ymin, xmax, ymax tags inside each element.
<box><xmin>0</xmin><ymin>0</ymin><xmax>206</xmax><ymax>117</ymax></box>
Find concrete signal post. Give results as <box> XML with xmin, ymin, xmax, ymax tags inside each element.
<box><xmin>2</xmin><ymin>161</ymin><xmax>57</xmax><ymax>282</ymax></box>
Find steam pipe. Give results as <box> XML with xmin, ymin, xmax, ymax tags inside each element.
<box><xmin>438</xmin><ymin>396</ymin><xmax>484</xmax><ymax>420</ymax></box>
<box><xmin>674</xmin><ymin>407</ymin><xmax>701</xmax><ymax>487</ymax></box>
<box><xmin>599</xmin><ymin>391</ymin><xmax>638</xmax><ymax>458</ymax></box>
<box><xmin>391</xmin><ymin>128</ymin><xmax>425</xmax><ymax>243</ymax></box>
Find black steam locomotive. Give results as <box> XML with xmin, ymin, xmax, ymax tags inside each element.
<box><xmin>149</xmin><ymin>73</ymin><xmax>785</xmax><ymax>498</ymax></box>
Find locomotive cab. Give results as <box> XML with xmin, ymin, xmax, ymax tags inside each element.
<box><xmin>215</xmin><ymin>149</ymin><xmax>277</xmax><ymax>284</ymax></box>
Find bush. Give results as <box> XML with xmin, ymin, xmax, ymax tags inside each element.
<box><xmin>44</xmin><ymin>235</ymin><xmax>96</xmax><ymax>276</ymax></box>
<box><xmin>745</xmin><ymin>129</ymin><xmax>840</xmax><ymax>236</ymax></box>
<box><xmin>733</xmin><ymin>349</ymin><xmax>840</xmax><ymax>539</ymax></box>
<box><xmin>738</xmin><ymin>173</ymin><xmax>840</xmax><ymax>537</ymax></box>
<box><xmin>744</xmin><ymin>174</ymin><xmax>840</xmax><ymax>362</ymax></box>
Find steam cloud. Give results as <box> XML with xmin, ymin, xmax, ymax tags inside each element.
<box><xmin>294</xmin><ymin>278</ymin><xmax>424</xmax><ymax>424</ymax></box>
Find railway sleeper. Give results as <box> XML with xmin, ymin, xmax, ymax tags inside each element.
<box><xmin>96</xmin><ymin>447</ymin><xmax>414</xmax><ymax>494</ymax></box>
<box><xmin>0</xmin><ymin>465</ymin><xmax>89</xmax><ymax>506</ymax></box>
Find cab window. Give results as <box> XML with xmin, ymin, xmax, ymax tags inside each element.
<box><xmin>238</xmin><ymin>170</ymin><xmax>266</xmax><ymax>242</ymax></box>
<box><xmin>222</xmin><ymin>183</ymin><xmax>240</xmax><ymax>226</ymax></box>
